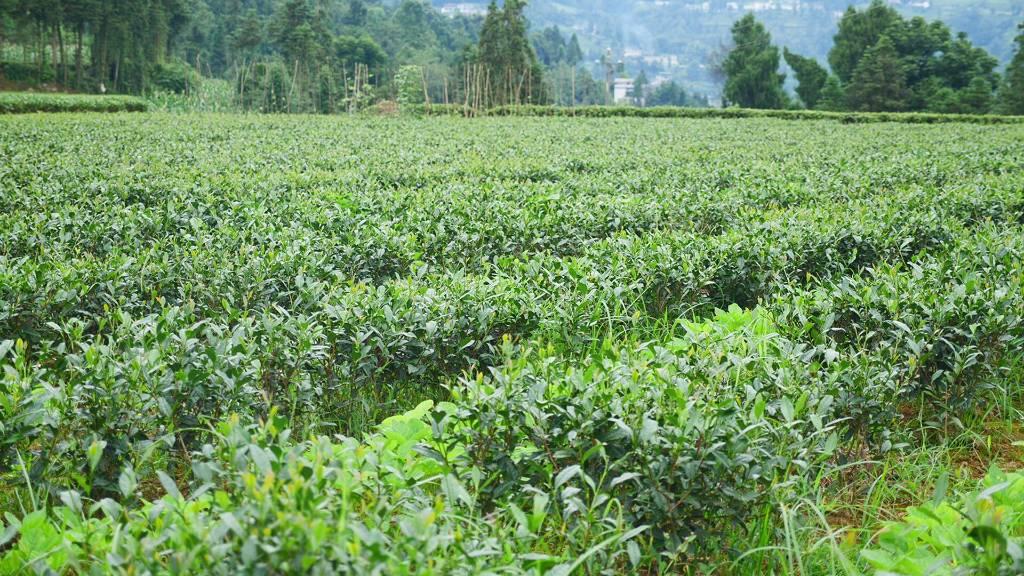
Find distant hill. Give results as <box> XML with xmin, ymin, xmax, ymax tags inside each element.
<box><xmin>433</xmin><ymin>0</ymin><xmax>1023</xmax><ymax>97</ymax></box>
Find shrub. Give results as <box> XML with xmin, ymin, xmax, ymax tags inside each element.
<box><xmin>0</xmin><ymin>92</ymin><xmax>147</xmax><ymax>113</ymax></box>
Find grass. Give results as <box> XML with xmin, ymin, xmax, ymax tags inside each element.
<box><xmin>735</xmin><ymin>365</ymin><xmax>1024</xmax><ymax>576</ymax></box>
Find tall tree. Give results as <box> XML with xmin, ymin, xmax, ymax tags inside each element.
<box><xmin>783</xmin><ymin>48</ymin><xmax>827</xmax><ymax>109</ymax></box>
<box><xmin>816</xmin><ymin>75</ymin><xmax>846</xmax><ymax>111</ymax></box>
<box><xmin>827</xmin><ymin>1</ymin><xmax>1000</xmax><ymax>113</ymax></box>
<box><xmin>476</xmin><ymin>0</ymin><xmax>543</xmax><ymax>105</ymax></box>
<box><xmin>648</xmin><ymin>80</ymin><xmax>690</xmax><ymax>107</ymax></box>
<box><xmin>566</xmin><ymin>33</ymin><xmax>583</xmax><ymax>66</ymax></box>
<box><xmin>722</xmin><ymin>13</ymin><xmax>786</xmax><ymax>109</ymax></box>
<box><xmin>343</xmin><ymin>0</ymin><xmax>367</xmax><ymax>27</ymax></box>
<box><xmin>231</xmin><ymin>9</ymin><xmax>264</xmax><ymax>61</ymax></box>
<box><xmin>828</xmin><ymin>0</ymin><xmax>900</xmax><ymax>84</ymax></box>
<box><xmin>957</xmin><ymin>76</ymin><xmax>993</xmax><ymax>114</ymax></box>
<box><xmin>633</xmin><ymin>69</ymin><xmax>647</xmax><ymax>105</ymax></box>
<box><xmin>271</xmin><ymin>0</ymin><xmax>318</xmax><ymax>66</ymax></box>
<box><xmin>846</xmin><ymin>35</ymin><xmax>908</xmax><ymax>112</ymax></box>
<box><xmin>998</xmin><ymin>22</ymin><xmax>1024</xmax><ymax>115</ymax></box>
<box><xmin>533</xmin><ymin>26</ymin><xmax>566</xmax><ymax>66</ymax></box>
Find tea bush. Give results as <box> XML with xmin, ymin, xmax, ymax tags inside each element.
<box><xmin>0</xmin><ymin>92</ymin><xmax>147</xmax><ymax>113</ymax></box>
<box><xmin>1</xmin><ymin>113</ymin><xmax>1023</xmax><ymax>573</ymax></box>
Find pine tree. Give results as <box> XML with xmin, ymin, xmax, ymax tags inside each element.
<box><xmin>816</xmin><ymin>75</ymin><xmax>846</xmax><ymax>111</ymax></box>
<box><xmin>231</xmin><ymin>9</ymin><xmax>264</xmax><ymax>58</ymax></box>
<box><xmin>722</xmin><ymin>14</ymin><xmax>787</xmax><ymax>109</ymax></box>
<box><xmin>271</xmin><ymin>0</ymin><xmax>317</xmax><ymax>66</ymax></box>
<box><xmin>566</xmin><ymin>33</ymin><xmax>583</xmax><ymax>66</ymax></box>
<box><xmin>476</xmin><ymin>0</ymin><xmax>542</xmax><ymax>105</ymax></box>
<box><xmin>533</xmin><ymin>26</ymin><xmax>566</xmax><ymax>66</ymax></box>
<box><xmin>633</xmin><ymin>69</ymin><xmax>647</xmax><ymax>106</ymax></box>
<box><xmin>343</xmin><ymin>0</ymin><xmax>367</xmax><ymax>27</ymax></box>
<box><xmin>846</xmin><ymin>35</ymin><xmax>908</xmax><ymax>112</ymax></box>
<box><xmin>998</xmin><ymin>22</ymin><xmax>1024</xmax><ymax>115</ymax></box>
<box><xmin>783</xmin><ymin>48</ymin><xmax>827</xmax><ymax>109</ymax></box>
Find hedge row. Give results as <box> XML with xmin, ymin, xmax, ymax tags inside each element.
<box><xmin>0</xmin><ymin>92</ymin><xmax>148</xmax><ymax>113</ymax></box>
<box><xmin>419</xmin><ymin>103</ymin><xmax>1024</xmax><ymax>124</ymax></box>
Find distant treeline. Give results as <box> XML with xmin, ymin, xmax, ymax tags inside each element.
<box><xmin>0</xmin><ymin>0</ymin><xmax>637</xmax><ymax>112</ymax></box>
<box><xmin>2</xmin><ymin>0</ymin><xmax>1019</xmax><ymax>115</ymax></box>
<box><xmin>723</xmin><ymin>2</ymin><xmax>1024</xmax><ymax>115</ymax></box>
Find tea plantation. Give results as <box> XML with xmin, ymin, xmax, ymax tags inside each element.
<box><xmin>1</xmin><ymin>113</ymin><xmax>1023</xmax><ymax>574</ymax></box>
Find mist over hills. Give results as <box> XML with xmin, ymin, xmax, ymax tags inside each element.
<box><xmin>434</xmin><ymin>0</ymin><xmax>1023</xmax><ymax>96</ymax></box>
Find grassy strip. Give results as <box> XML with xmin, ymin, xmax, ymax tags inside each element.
<box><xmin>0</xmin><ymin>92</ymin><xmax>148</xmax><ymax>113</ymax></box>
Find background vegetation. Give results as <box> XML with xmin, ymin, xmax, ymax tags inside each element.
<box><xmin>4</xmin><ymin>0</ymin><xmax>1019</xmax><ymax>114</ymax></box>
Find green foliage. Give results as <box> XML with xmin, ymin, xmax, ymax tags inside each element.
<box><xmin>0</xmin><ymin>407</ymin><xmax>644</xmax><ymax>574</ymax></box>
<box><xmin>644</xmin><ymin>80</ymin><xmax>704</xmax><ymax>108</ymax></box>
<box><xmin>847</xmin><ymin>35</ymin><xmax>909</xmax><ymax>112</ymax></box>
<box><xmin>395</xmin><ymin>64</ymin><xmax>425</xmax><ymax>107</ymax></box>
<box><xmin>862</xmin><ymin>465</ymin><xmax>1024</xmax><ymax>575</ymax></box>
<box><xmin>149</xmin><ymin>61</ymin><xmax>201</xmax><ymax>95</ymax></box>
<box><xmin>333</xmin><ymin>34</ymin><xmax>386</xmax><ymax>70</ymax></box>
<box><xmin>783</xmin><ymin>48</ymin><xmax>828</xmax><ymax>109</ymax></box>
<box><xmin>0</xmin><ymin>61</ymin><xmax>55</xmax><ymax>84</ymax></box>
<box><xmin>532</xmin><ymin>25</ymin><xmax>568</xmax><ymax>67</ymax></box>
<box><xmin>236</xmin><ymin>60</ymin><xmax>291</xmax><ymax>113</ymax></box>
<box><xmin>1</xmin><ymin>113</ymin><xmax>1023</xmax><ymax>572</ymax></box>
<box><xmin>958</xmin><ymin>76</ymin><xmax>996</xmax><ymax>115</ymax></box>
<box><xmin>999</xmin><ymin>22</ymin><xmax>1024</xmax><ymax>115</ymax></box>
<box><xmin>481</xmin><ymin>104</ymin><xmax>1023</xmax><ymax>124</ymax></box>
<box><xmin>476</xmin><ymin>0</ymin><xmax>545</xmax><ymax>106</ymax></box>
<box><xmin>828</xmin><ymin>0</ymin><xmax>902</xmax><ymax>84</ymax></box>
<box><xmin>830</xmin><ymin>1</ymin><xmax>1003</xmax><ymax>114</ymax></box>
<box><xmin>723</xmin><ymin>14</ymin><xmax>787</xmax><ymax>109</ymax></box>
<box><xmin>566</xmin><ymin>33</ymin><xmax>583</xmax><ymax>67</ymax></box>
<box><xmin>0</xmin><ymin>92</ymin><xmax>147</xmax><ymax>113</ymax></box>
<box><xmin>816</xmin><ymin>75</ymin><xmax>846</xmax><ymax>111</ymax></box>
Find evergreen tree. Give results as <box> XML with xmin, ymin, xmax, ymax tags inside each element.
<box><xmin>846</xmin><ymin>35</ymin><xmax>908</xmax><ymax>112</ymax></box>
<box><xmin>827</xmin><ymin>1</ymin><xmax>999</xmax><ymax>113</ymax></box>
<box><xmin>271</xmin><ymin>0</ymin><xmax>317</xmax><ymax>66</ymax></box>
<box><xmin>828</xmin><ymin>0</ymin><xmax>900</xmax><ymax>84</ymax></box>
<box><xmin>343</xmin><ymin>0</ymin><xmax>367</xmax><ymax>27</ymax></box>
<box><xmin>816</xmin><ymin>75</ymin><xmax>846</xmax><ymax>111</ymax></box>
<box><xmin>783</xmin><ymin>48</ymin><xmax>827</xmax><ymax>109</ymax></box>
<box><xmin>334</xmin><ymin>34</ymin><xmax>386</xmax><ymax>68</ymax></box>
<box><xmin>231</xmin><ymin>9</ymin><xmax>264</xmax><ymax>60</ymax></box>
<box><xmin>957</xmin><ymin>76</ymin><xmax>993</xmax><ymax>114</ymax></box>
<box><xmin>999</xmin><ymin>22</ymin><xmax>1024</xmax><ymax>115</ymax></box>
<box><xmin>947</xmin><ymin>33</ymin><xmax>999</xmax><ymax>90</ymax></box>
<box><xmin>887</xmin><ymin>16</ymin><xmax>949</xmax><ymax>89</ymax></box>
<box><xmin>533</xmin><ymin>26</ymin><xmax>566</xmax><ymax>66</ymax></box>
<box><xmin>633</xmin><ymin>69</ymin><xmax>647</xmax><ymax>106</ymax></box>
<box><xmin>566</xmin><ymin>33</ymin><xmax>583</xmax><ymax>66</ymax></box>
<box><xmin>476</xmin><ymin>0</ymin><xmax>542</xmax><ymax>105</ymax></box>
<box><xmin>925</xmin><ymin>85</ymin><xmax>959</xmax><ymax>113</ymax></box>
<box><xmin>722</xmin><ymin>13</ymin><xmax>786</xmax><ymax>109</ymax></box>
<box><xmin>648</xmin><ymin>80</ymin><xmax>690</xmax><ymax>107</ymax></box>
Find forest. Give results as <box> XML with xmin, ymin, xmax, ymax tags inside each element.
<box><xmin>2</xmin><ymin>0</ymin><xmax>1021</xmax><ymax>114</ymax></box>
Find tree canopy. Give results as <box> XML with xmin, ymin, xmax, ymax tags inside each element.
<box><xmin>826</xmin><ymin>0</ymin><xmax>1003</xmax><ymax>114</ymax></box>
<box><xmin>999</xmin><ymin>22</ymin><xmax>1024</xmax><ymax>114</ymax></box>
<box><xmin>783</xmin><ymin>48</ymin><xmax>827</xmax><ymax>109</ymax></box>
<box><xmin>723</xmin><ymin>14</ymin><xmax>787</xmax><ymax>109</ymax></box>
